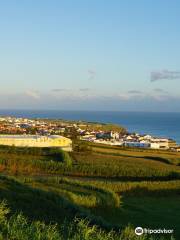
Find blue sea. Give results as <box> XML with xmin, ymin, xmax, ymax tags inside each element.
<box><xmin>0</xmin><ymin>110</ymin><xmax>180</xmax><ymax>144</ymax></box>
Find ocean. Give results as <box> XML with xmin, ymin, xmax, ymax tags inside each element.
<box><xmin>0</xmin><ymin>110</ymin><xmax>180</xmax><ymax>144</ymax></box>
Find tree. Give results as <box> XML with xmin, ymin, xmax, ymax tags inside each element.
<box><xmin>73</xmin><ymin>140</ymin><xmax>92</xmax><ymax>153</ymax></box>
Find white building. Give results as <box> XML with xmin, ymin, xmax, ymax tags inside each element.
<box><xmin>150</xmin><ymin>141</ymin><xmax>169</xmax><ymax>149</ymax></box>
<box><xmin>0</xmin><ymin>135</ymin><xmax>72</xmax><ymax>151</ymax></box>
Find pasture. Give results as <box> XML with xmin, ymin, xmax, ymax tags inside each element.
<box><xmin>0</xmin><ymin>143</ymin><xmax>179</xmax><ymax>239</ymax></box>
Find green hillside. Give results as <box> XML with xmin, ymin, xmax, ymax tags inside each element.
<box><xmin>0</xmin><ymin>143</ymin><xmax>179</xmax><ymax>239</ymax></box>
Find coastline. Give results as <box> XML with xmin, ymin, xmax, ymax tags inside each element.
<box><xmin>0</xmin><ymin>110</ymin><xmax>180</xmax><ymax>144</ymax></box>
<box><xmin>0</xmin><ymin>114</ymin><xmax>179</xmax><ymax>151</ymax></box>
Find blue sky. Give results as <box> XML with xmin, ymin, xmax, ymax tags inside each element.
<box><xmin>0</xmin><ymin>0</ymin><xmax>180</xmax><ymax>111</ymax></box>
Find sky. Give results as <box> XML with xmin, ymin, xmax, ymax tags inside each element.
<box><xmin>0</xmin><ymin>0</ymin><xmax>180</xmax><ymax>111</ymax></box>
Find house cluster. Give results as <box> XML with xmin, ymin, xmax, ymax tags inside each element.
<box><xmin>0</xmin><ymin>116</ymin><xmax>179</xmax><ymax>151</ymax></box>
<box><xmin>79</xmin><ymin>130</ymin><xmax>179</xmax><ymax>151</ymax></box>
<box><xmin>0</xmin><ymin>117</ymin><xmax>71</xmax><ymax>135</ymax></box>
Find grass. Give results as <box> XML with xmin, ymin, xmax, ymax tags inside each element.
<box><xmin>71</xmin><ymin>152</ymin><xmax>180</xmax><ymax>180</ymax></box>
<box><xmin>0</xmin><ymin>175</ymin><xmax>74</xmax><ymax>224</ymax></box>
<box><xmin>0</xmin><ymin>146</ymin><xmax>72</xmax><ymax>175</ymax></box>
<box><xmin>0</xmin><ymin>143</ymin><xmax>180</xmax><ymax>239</ymax></box>
<box><xmin>20</xmin><ymin>176</ymin><xmax>180</xmax><ymax>239</ymax></box>
<box><xmin>79</xmin><ymin>179</ymin><xmax>180</xmax><ymax>196</ymax></box>
<box><xmin>0</xmin><ymin>201</ymin><xmax>123</xmax><ymax>240</ymax></box>
<box><xmin>0</xmin><ymin>143</ymin><xmax>179</xmax><ymax>181</ymax></box>
<box><xmin>2</xmin><ymin>199</ymin><xmax>167</xmax><ymax>240</ymax></box>
<box><xmin>0</xmin><ymin>176</ymin><xmax>177</xmax><ymax>239</ymax></box>
<box><xmin>93</xmin><ymin>196</ymin><xmax>180</xmax><ymax>238</ymax></box>
<box><xmin>90</xmin><ymin>143</ymin><xmax>180</xmax><ymax>166</ymax></box>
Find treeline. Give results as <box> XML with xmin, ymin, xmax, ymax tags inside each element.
<box><xmin>0</xmin><ymin>144</ymin><xmax>68</xmax><ymax>157</ymax></box>
<box><xmin>79</xmin><ymin>123</ymin><xmax>127</xmax><ymax>133</ymax></box>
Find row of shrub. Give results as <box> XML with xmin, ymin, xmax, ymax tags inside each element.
<box><xmin>0</xmin><ymin>145</ymin><xmax>72</xmax><ymax>161</ymax></box>
<box><xmin>80</xmin><ymin>179</ymin><xmax>180</xmax><ymax>197</ymax></box>
<box><xmin>0</xmin><ymin>146</ymin><xmax>72</xmax><ymax>174</ymax></box>
<box><xmin>70</xmin><ymin>157</ymin><xmax>180</xmax><ymax>181</ymax></box>
<box><xmin>0</xmin><ymin>153</ymin><xmax>179</xmax><ymax>180</ymax></box>
<box><xmin>0</xmin><ymin>143</ymin><xmax>179</xmax><ymax>180</ymax></box>
<box><xmin>19</xmin><ymin>176</ymin><xmax>122</xmax><ymax>230</ymax></box>
<box><xmin>33</xmin><ymin>177</ymin><xmax>121</xmax><ymax>208</ymax></box>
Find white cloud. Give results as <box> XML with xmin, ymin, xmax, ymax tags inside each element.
<box><xmin>50</xmin><ymin>88</ymin><xmax>180</xmax><ymax>102</ymax></box>
<box><xmin>0</xmin><ymin>89</ymin><xmax>180</xmax><ymax>111</ymax></box>
<box><xmin>151</xmin><ymin>70</ymin><xmax>180</xmax><ymax>82</ymax></box>
<box><xmin>25</xmin><ymin>90</ymin><xmax>40</xmax><ymax>100</ymax></box>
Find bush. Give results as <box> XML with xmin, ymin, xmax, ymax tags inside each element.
<box><xmin>73</xmin><ymin>141</ymin><xmax>92</xmax><ymax>153</ymax></box>
<box><xmin>62</xmin><ymin>151</ymin><xmax>72</xmax><ymax>168</ymax></box>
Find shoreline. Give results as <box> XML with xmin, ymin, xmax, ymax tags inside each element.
<box><xmin>0</xmin><ymin>115</ymin><xmax>179</xmax><ymax>150</ymax></box>
<box><xmin>0</xmin><ymin>110</ymin><xmax>180</xmax><ymax>144</ymax></box>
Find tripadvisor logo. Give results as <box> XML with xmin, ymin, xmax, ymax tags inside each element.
<box><xmin>135</xmin><ymin>227</ymin><xmax>174</xmax><ymax>236</ymax></box>
<box><xmin>135</xmin><ymin>227</ymin><xmax>144</xmax><ymax>236</ymax></box>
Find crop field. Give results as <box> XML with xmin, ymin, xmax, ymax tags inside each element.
<box><xmin>0</xmin><ymin>143</ymin><xmax>180</xmax><ymax>239</ymax></box>
<box><xmin>71</xmin><ymin>152</ymin><xmax>180</xmax><ymax>180</ymax></box>
<box><xmin>90</xmin><ymin>143</ymin><xmax>180</xmax><ymax>165</ymax></box>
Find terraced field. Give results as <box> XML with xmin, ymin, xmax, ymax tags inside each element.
<box><xmin>0</xmin><ymin>143</ymin><xmax>180</xmax><ymax>239</ymax></box>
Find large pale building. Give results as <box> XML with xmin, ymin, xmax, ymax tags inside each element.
<box><xmin>0</xmin><ymin>135</ymin><xmax>72</xmax><ymax>151</ymax></box>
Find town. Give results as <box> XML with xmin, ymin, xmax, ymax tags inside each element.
<box><xmin>0</xmin><ymin>116</ymin><xmax>179</xmax><ymax>152</ymax></box>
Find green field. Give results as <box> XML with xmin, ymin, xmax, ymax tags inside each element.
<box><xmin>0</xmin><ymin>143</ymin><xmax>179</xmax><ymax>239</ymax></box>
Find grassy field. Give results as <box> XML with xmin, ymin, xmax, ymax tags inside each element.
<box><xmin>71</xmin><ymin>152</ymin><xmax>180</xmax><ymax>180</ymax></box>
<box><xmin>0</xmin><ymin>143</ymin><xmax>179</xmax><ymax>239</ymax></box>
<box><xmin>90</xmin><ymin>142</ymin><xmax>180</xmax><ymax>165</ymax></box>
